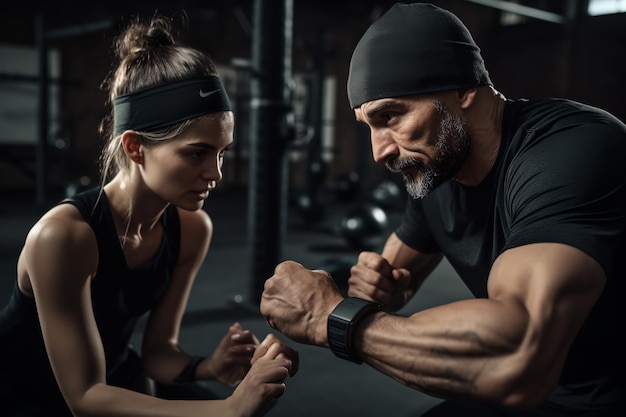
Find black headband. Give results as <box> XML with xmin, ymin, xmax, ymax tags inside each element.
<box><xmin>113</xmin><ymin>76</ymin><xmax>232</xmax><ymax>135</ymax></box>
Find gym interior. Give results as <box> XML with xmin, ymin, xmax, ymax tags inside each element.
<box><xmin>1</xmin><ymin>1</ymin><xmax>625</xmax><ymax>416</ymax></box>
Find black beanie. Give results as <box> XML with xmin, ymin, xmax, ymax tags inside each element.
<box><xmin>347</xmin><ymin>2</ymin><xmax>492</xmax><ymax>108</ymax></box>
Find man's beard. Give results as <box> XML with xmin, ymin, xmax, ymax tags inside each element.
<box><xmin>385</xmin><ymin>99</ymin><xmax>470</xmax><ymax>199</ymax></box>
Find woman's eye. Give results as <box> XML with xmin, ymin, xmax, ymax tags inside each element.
<box><xmin>190</xmin><ymin>151</ymin><xmax>207</xmax><ymax>159</ymax></box>
<box><xmin>219</xmin><ymin>147</ymin><xmax>231</xmax><ymax>159</ymax></box>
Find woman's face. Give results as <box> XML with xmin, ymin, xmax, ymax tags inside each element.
<box><xmin>141</xmin><ymin>112</ymin><xmax>234</xmax><ymax>211</ymax></box>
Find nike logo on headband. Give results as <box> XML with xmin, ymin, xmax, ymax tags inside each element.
<box><xmin>199</xmin><ymin>88</ymin><xmax>221</xmax><ymax>98</ymax></box>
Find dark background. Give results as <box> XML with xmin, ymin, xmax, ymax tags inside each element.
<box><xmin>1</xmin><ymin>2</ymin><xmax>625</xmax><ymax>415</ymax></box>
<box><xmin>1</xmin><ymin>0</ymin><xmax>625</xmax><ymax>203</ymax></box>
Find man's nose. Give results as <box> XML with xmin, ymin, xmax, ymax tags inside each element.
<box><xmin>371</xmin><ymin>131</ymin><xmax>398</xmax><ymax>164</ymax></box>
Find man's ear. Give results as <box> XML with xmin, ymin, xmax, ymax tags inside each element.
<box><xmin>121</xmin><ymin>131</ymin><xmax>143</xmax><ymax>164</ymax></box>
<box><xmin>457</xmin><ymin>87</ymin><xmax>478</xmax><ymax>109</ymax></box>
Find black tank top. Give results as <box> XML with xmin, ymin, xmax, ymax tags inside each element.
<box><xmin>0</xmin><ymin>187</ymin><xmax>180</xmax><ymax>397</ymax></box>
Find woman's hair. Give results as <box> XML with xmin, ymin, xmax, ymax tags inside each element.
<box><xmin>98</xmin><ymin>14</ymin><xmax>219</xmax><ymax>185</ymax></box>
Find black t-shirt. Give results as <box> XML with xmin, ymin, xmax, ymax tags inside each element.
<box><xmin>395</xmin><ymin>98</ymin><xmax>626</xmax><ymax>413</ymax></box>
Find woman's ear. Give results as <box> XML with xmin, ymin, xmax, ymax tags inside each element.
<box><xmin>121</xmin><ymin>131</ymin><xmax>143</xmax><ymax>164</ymax></box>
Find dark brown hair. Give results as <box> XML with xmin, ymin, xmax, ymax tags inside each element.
<box><xmin>98</xmin><ymin>14</ymin><xmax>219</xmax><ymax>183</ymax></box>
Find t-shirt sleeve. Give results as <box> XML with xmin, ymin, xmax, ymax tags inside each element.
<box><xmin>502</xmin><ymin>122</ymin><xmax>626</xmax><ymax>274</ymax></box>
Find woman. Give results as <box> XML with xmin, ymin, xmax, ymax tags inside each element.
<box><xmin>0</xmin><ymin>14</ymin><xmax>298</xmax><ymax>417</ymax></box>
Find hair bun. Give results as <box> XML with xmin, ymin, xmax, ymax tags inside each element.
<box><xmin>115</xmin><ymin>16</ymin><xmax>175</xmax><ymax>61</ymax></box>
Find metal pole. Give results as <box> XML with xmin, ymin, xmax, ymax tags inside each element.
<box><xmin>304</xmin><ymin>31</ymin><xmax>327</xmax><ymax>222</ymax></box>
<box><xmin>247</xmin><ymin>0</ymin><xmax>294</xmax><ymax>304</ymax></box>
<box><xmin>35</xmin><ymin>14</ymin><xmax>49</xmax><ymax>207</ymax></box>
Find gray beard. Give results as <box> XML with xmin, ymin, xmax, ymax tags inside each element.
<box><xmin>403</xmin><ymin>167</ymin><xmax>436</xmax><ymax>200</ymax></box>
<box><xmin>385</xmin><ymin>99</ymin><xmax>470</xmax><ymax>199</ymax></box>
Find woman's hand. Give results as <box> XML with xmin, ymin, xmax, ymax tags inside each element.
<box><xmin>227</xmin><ymin>339</ymin><xmax>296</xmax><ymax>417</ymax></box>
<box><xmin>251</xmin><ymin>333</ymin><xmax>299</xmax><ymax>376</ymax></box>
<box><xmin>200</xmin><ymin>322</ymin><xmax>260</xmax><ymax>387</ymax></box>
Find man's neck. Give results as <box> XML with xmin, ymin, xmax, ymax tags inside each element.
<box><xmin>453</xmin><ymin>86</ymin><xmax>506</xmax><ymax>187</ymax></box>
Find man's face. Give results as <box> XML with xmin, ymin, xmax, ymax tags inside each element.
<box><xmin>355</xmin><ymin>96</ymin><xmax>470</xmax><ymax>199</ymax></box>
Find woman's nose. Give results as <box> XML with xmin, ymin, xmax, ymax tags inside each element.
<box><xmin>204</xmin><ymin>157</ymin><xmax>223</xmax><ymax>182</ymax></box>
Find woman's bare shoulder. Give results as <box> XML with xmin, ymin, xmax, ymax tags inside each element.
<box><xmin>23</xmin><ymin>204</ymin><xmax>98</xmax><ymax>270</ymax></box>
<box><xmin>16</xmin><ymin>203</ymin><xmax>99</xmax><ymax>297</ymax></box>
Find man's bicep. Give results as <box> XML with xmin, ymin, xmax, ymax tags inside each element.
<box><xmin>488</xmin><ymin>243</ymin><xmax>605</xmax><ymax>373</ymax></box>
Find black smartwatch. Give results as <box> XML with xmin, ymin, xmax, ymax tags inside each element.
<box><xmin>327</xmin><ymin>297</ymin><xmax>382</xmax><ymax>364</ymax></box>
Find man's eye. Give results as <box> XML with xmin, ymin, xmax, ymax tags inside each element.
<box><xmin>382</xmin><ymin>113</ymin><xmax>395</xmax><ymax>122</ymax></box>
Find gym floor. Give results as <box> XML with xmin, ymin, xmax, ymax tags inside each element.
<box><xmin>0</xmin><ymin>186</ymin><xmax>473</xmax><ymax>417</ymax></box>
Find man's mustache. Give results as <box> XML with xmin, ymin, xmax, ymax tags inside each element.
<box><xmin>385</xmin><ymin>157</ymin><xmax>424</xmax><ymax>173</ymax></box>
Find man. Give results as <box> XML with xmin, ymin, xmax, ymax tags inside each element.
<box><xmin>260</xmin><ymin>3</ymin><xmax>625</xmax><ymax>416</ymax></box>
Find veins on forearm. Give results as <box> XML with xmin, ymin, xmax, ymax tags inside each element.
<box><xmin>401</xmin><ymin>330</ymin><xmax>493</xmax><ymax>397</ymax></box>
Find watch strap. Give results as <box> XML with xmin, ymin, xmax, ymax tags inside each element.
<box><xmin>327</xmin><ymin>297</ymin><xmax>382</xmax><ymax>364</ymax></box>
